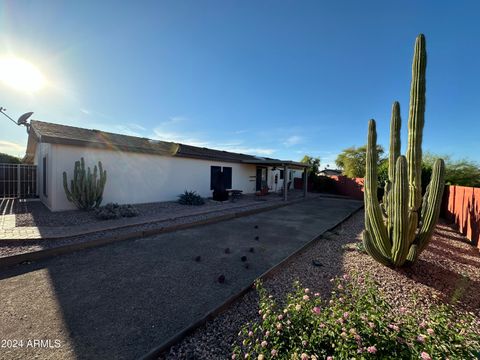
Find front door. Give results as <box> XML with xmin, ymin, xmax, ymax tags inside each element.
<box><xmin>256</xmin><ymin>167</ymin><xmax>268</xmax><ymax>191</ymax></box>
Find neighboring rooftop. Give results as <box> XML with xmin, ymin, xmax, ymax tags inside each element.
<box><xmin>26</xmin><ymin>120</ymin><xmax>307</xmax><ymax>167</ymax></box>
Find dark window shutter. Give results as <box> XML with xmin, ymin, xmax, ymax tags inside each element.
<box><xmin>210</xmin><ymin>166</ymin><xmax>221</xmax><ymax>190</ymax></box>
<box><xmin>43</xmin><ymin>156</ymin><xmax>47</xmax><ymax>197</ymax></box>
<box><xmin>280</xmin><ymin>170</ymin><xmax>284</xmax><ymax>180</ymax></box>
<box><xmin>223</xmin><ymin>167</ymin><xmax>232</xmax><ymax>189</ymax></box>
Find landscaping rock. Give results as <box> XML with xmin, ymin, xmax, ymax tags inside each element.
<box><xmin>217</xmin><ymin>275</ymin><xmax>225</xmax><ymax>284</ymax></box>
<box><xmin>249</xmin><ymin>247</ymin><xmax>254</xmax><ymax>253</ymax></box>
<box><xmin>240</xmin><ymin>256</ymin><xmax>247</xmax><ymax>262</ymax></box>
<box><xmin>224</xmin><ymin>248</ymin><xmax>230</xmax><ymax>254</ymax></box>
<box><xmin>195</xmin><ymin>256</ymin><xmax>201</xmax><ymax>262</ymax></box>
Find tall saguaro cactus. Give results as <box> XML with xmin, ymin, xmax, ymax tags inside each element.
<box><xmin>363</xmin><ymin>34</ymin><xmax>445</xmax><ymax>267</ymax></box>
<box><xmin>63</xmin><ymin>158</ymin><xmax>107</xmax><ymax>210</ymax></box>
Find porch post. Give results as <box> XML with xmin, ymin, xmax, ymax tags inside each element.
<box><xmin>303</xmin><ymin>167</ymin><xmax>308</xmax><ymax>197</ymax></box>
<box><xmin>283</xmin><ymin>165</ymin><xmax>288</xmax><ymax>201</ymax></box>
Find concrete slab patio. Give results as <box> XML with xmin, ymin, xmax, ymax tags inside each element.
<box><xmin>0</xmin><ymin>196</ymin><xmax>362</xmax><ymax>360</ymax></box>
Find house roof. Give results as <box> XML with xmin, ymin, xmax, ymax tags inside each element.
<box><xmin>26</xmin><ymin>120</ymin><xmax>307</xmax><ymax>167</ymax></box>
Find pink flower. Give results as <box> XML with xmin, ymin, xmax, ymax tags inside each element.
<box><xmin>337</xmin><ymin>284</ymin><xmax>344</xmax><ymax>290</ymax></box>
<box><xmin>367</xmin><ymin>346</ymin><xmax>377</xmax><ymax>354</ymax></box>
<box><xmin>419</xmin><ymin>321</ymin><xmax>426</xmax><ymax>328</ymax></box>
<box><xmin>368</xmin><ymin>322</ymin><xmax>375</xmax><ymax>329</ymax></box>
<box><xmin>303</xmin><ymin>295</ymin><xmax>310</xmax><ymax>301</ymax></box>
<box><xmin>232</xmin><ymin>354</ymin><xmax>237</xmax><ymax>359</ymax></box>
<box><xmin>261</xmin><ymin>340</ymin><xmax>268</xmax><ymax>347</ymax></box>
<box><xmin>301</xmin><ymin>354</ymin><xmax>308</xmax><ymax>360</ymax></box>
<box><xmin>417</xmin><ymin>335</ymin><xmax>426</xmax><ymax>344</ymax></box>
<box><xmin>304</xmin><ymin>288</ymin><xmax>310</xmax><ymax>294</ymax></box>
<box><xmin>319</xmin><ymin>323</ymin><xmax>326</xmax><ymax>328</ymax></box>
<box><xmin>342</xmin><ymin>274</ymin><xmax>350</xmax><ymax>280</ymax></box>
<box><xmin>271</xmin><ymin>349</ymin><xmax>278</xmax><ymax>357</ymax></box>
<box><xmin>248</xmin><ymin>331</ymin><xmax>254</xmax><ymax>337</ymax></box>
<box><xmin>341</xmin><ymin>332</ymin><xmax>347</xmax><ymax>338</ymax></box>
<box><xmin>265</xmin><ymin>331</ymin><xmax>270</xmax><ymax>337</ymax></box>
<box><xmin>258</xmin><ymin>355</ymin><xmax>265</xmax><ymax>360</ymax></box>
<box><xmin>354</xmin><ymin>334</ymin><xmax>361</xmax><ymax>341</ymax></box>
<box><xmin>326</xmin><ymin>357</ymin><xmax>333</xmax><ymax>360</ymax></box>
<box><xmin>427</xmin><ymin>328</ymin><xmax>435</xmax><ymax>336</ymax></box>
<box><xmin>343</xmin><ymin>312</ymin><xmax>350</xmax><ymax>319</ymax></box>
<box><xmin>277</xmin><ymin>315</ymin><xmax>283</xmax><ymax>320</ymax></box>
<box><xmin>421</xmin><ymin>352</ymin><xmax>432</xmax><ymax>360</ymax></box>
<box><xmin>258</xmin><ymin>310</ymin><xmax>262</xmax><ymax>315</ymax></box>
<box><xmin>302</xmin><ymin>340</ymin><xmax>307</xmax><ymax>346</ymax></box>
<box><xmin>276</xmin><ymin>323</ymin><xmax>282</xmax><ymax>330</ymax></box>
<box><xmin>312</xmin><ymin>306</ymin><xmax>321</xmax><ymax>315</ymax></box>
<box><xmin>399</xmin><ymin>307</ymin><xmax>407</xmax><ymax>314</ymax></box>
<box><xmin>314</xmin><ymin>292</ymin><xmax>320</xmax><ymax>297</ymax></box>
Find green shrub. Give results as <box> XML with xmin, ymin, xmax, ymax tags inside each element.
<box><xmin>95</xmin><ymin>203</ymin><xmax>139</xmax><ymax>220</ymax></box>
<box><xmin>233</xmin><ymin>274</ymin><xmax>480</xmax><ymax>359</ymax></box>
<box><xmin>310</xmin><ymin>176</ymin><xmax>337</xmax><ymax>193</ymax></box>
<box><xmin>178</xmin><ymin>190</ymin><xmax>205</xmax><ymax>205</ymax></box>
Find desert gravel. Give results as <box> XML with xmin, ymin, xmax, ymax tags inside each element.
<box><xmin>162</xmin><ymin>211</ymin><xmax>480</xmax><ymax>359</ymax></box>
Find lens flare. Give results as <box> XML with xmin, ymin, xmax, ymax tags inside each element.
<box><xmin>0</xmin><ymin>57</ymin><xmax>46</xmax><ymax>92</ymax></box>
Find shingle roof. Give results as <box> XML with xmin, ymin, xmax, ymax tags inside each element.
<box><xmin>28</xmin><ymin>120</ymin><xmax>290</xmax><ymax>164</ymax></box>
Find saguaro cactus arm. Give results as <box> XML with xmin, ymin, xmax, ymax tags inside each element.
<box><xmin>406</xmin><ymin>34</ymin><xmax>427</xmax><ymax>212</ymax></box>
<box><xmin>390</xmin><ymin>156</ymin><xmax>409</xmax><ymax>266</ymax></box>
<box><xmin>364</xmin><ymin>119</ymin><xmax>391</xmax><ymax>258</ymax></box>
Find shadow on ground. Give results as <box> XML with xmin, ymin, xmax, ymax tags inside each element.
<box><xmin>0</xmin><ymin>197</ymin><xmax>361</xmax><ymax>360</ymax></box>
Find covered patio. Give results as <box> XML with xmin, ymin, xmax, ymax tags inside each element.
<box><xmin>242</xmin><ymin>159</ymin><xmax>310</xmax><ymax>201</ymax></box>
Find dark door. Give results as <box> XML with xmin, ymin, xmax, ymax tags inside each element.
<box><xmin>256</xmin><ymin>167</ymin><xmax>267</xmax><ymax>191</ymax></box>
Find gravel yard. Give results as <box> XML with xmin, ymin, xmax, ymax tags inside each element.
<box><xmin>162</xmin><ymin>211</ymin><xmax>480</xmax><ymax>359</ymax></box>
<box><xmin>0</xmin><ymin>194</ymin><xmax>322</xmax><ymax>259</ymax></box>
<box><xmin>0</xmin><ymin>197</ymin><xmax>361</xmax><ymax>360</ymax></box>
<box><xmin>13</xmin><ymin>194</ymin><xmax>297</xmax><ymax>228</ymax></box>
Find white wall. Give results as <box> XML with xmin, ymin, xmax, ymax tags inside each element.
<box><xmin>44</xmin><ymin>144</ymin><xmax>258</xmax><ymax>211</ymax></box>
<box><xmin>34</xmin><ymin>143</ymin><xmax>54</xmax><ymax>210</ymax></box>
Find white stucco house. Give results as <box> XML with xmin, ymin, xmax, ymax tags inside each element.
<box><xmin>23</xmin><ymin>120</ymin><xmax>308</xmax><ymax>211</ymax></box>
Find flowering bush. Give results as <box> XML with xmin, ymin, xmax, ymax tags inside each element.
<box><xmin>232</xmin><ymin>274</ymin><xmax>480</xmax><ymax>359</ymax></box>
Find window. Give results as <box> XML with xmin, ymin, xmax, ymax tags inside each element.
<box><xmin>42</xmin><ymin>156</ymin><xmax>47</xmax><ymax>197</ymax></box>
<box><xmin>280</xmin><ymin>170</ymin><xmax>284</xmax><ymax>180</ymax></box>
<box><xmin>223</xmin><ymin>167</ymin><xmax>232</xmax><ymax>189</ymax></box>
<box><xmin>210</xmin><ymin>166</ymin><xmax>221</xmax><ymax>190</ymax></box>
<box><xmin>210</xmin><ymin>166</ymin><xmax>232</xmax><ymax>190</ymax></box>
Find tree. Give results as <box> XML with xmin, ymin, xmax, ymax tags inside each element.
<box><xmin>0</xmin><ymin>152</ymin><xmax>21</xmax><ymax>164</ymax></box>
<box><xmin>422</xmin><ymin>153</ymin><xmax>480</xmax><ymax>188</ymax></box>
<box><xmin>300</xmin><ymin>155</ymin><xmax>320</xmax><ymax>179</ymax></box>
<box><xmin>335</xmin><ymin>145</ymin><xmax>384</xmax><ymax>178</ymax></box>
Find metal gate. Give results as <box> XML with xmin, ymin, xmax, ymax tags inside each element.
<box><xmin>0</xmin><ymin>163</ymin><xmax>37</xmax><ymax>198</ymax></box>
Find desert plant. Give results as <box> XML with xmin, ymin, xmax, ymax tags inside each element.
<box><xmin>233</xmin><ymin>274</ymin><xmax>480</xmax><ymax>359</ymax></box>
<box><xmin>95</xmin><ymin>202</ymin><xmax>139</xmax><ymax>220</ymax></box>
<box><xmin>63</xmin><ymin>158</ymin><xmax>107</xmax><ymax>210</ymax></box>
<box><xmin>363</xmin><ymin>34</ymin><xmax>445</xmax><ymax>267</ymax></box>
<box><xmin>178</xmin><ymin>190</ymin><xmax>205</xmax><ymax>205</ymax></box>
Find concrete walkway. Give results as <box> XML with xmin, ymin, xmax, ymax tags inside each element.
<box><xmin>0</xmin><ymin>196</ymin><xmax>362</xmax><ymax>360</ymax></box>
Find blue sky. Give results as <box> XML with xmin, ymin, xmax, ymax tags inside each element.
<box><xmin>0</xmin><ymin>1</ymin><xmax>479</xmax><ymax>168</ymax></box>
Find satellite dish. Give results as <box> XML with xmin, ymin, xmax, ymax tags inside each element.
<box><xmin>17</xmin><ymin>112</ymin><xmax>33</xmax><ymax>125</ymax></box>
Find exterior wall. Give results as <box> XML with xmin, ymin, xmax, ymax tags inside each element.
<box><xmin>34</xmin><ymin>143</ymin><xmax>55</xmax><ymax>210</ymax></box>
<box><xmin>46</xmin><ymin>144</ymin><xmax>258</xmax><ymax>211</ymax></box>
<box><xmin>266</xmin><ymin>168</ymin><xmax>300</xmax><ymax>193</ymax></box>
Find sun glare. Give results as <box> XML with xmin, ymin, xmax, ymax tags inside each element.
<box><xmin>0</xmin><ymin>57</ymin><xmax>46</xmax><ymax>92</ymax></box>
